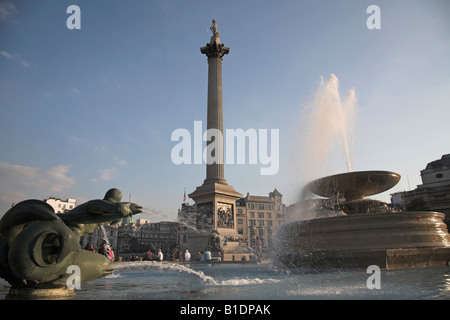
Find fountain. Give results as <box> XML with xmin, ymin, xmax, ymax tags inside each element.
<box><xmin>276</xmin><ymin>170</ymin><xmax>450</xmax><ymax>270</ymax></box>
<box><xmin>0</xmin><ymin>188</ymin><xmax>142</xmax><ymax>299</ymax></box>
<box><xmin>276</xmin><ymin>74</ymin><xmax>450</xmax><ymax>270</ymax></box>
<box><xmin>305</xmin><ymin>170</ymin><xmax>401</xmax><ymax>214</ymax></box>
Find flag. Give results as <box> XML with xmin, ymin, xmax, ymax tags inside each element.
<box><xmin>183</xmin><ymin>188</ymin><xmax>186</xmax><ymax>202</ymax></box>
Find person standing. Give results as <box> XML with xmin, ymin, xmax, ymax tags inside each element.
<box><xmin>204</xmin><ymin>248</ymin><xmax>212</xmax><ymax>262</ymax></box>
<box><xmin>108</xmin><ymin>248</ymin><xmax>114</xmax><ymax>262</ymax></box>
<box><xmin>157</xmin><ymin>248</ymin><xmax>164</xmax><ymax>261</ymax></box>
<box><xmin>184</xmin><ymin>249</ymin><xmax>191</xmax><ymax>262</ymax></box>
<box><xmin>98</xmin><ymin>242</ymin><xmax>114</xmax><ymax>262</ymax></box>
<box><xmin>199</xmin><ymin>251</ymin><xmax>205</xmax><ymax>262</ymax></box>
<box><xmin>84</xmin><ymin>243</ymin><xmax>95</xmax><ymax>252</ymax></box>
<box><xmin>143</xmin><ymin>249</ymin><xmax>154</xmax><ymax>261</ymax></box>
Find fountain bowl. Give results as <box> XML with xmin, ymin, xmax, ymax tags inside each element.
<box><xmin>305</xmin><ymin>170</ymin><xmax>401</xmax><ymax>201</ymax></box>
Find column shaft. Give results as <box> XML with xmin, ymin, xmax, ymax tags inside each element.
<box><xmin>205</xmin><ymin>57</ymin><xmax>226</xmax><ymax>184</ymax></box>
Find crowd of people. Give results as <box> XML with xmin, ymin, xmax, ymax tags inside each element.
<box><xmin>136</xmin><ymin>248</ymin><xmax>214</xmax><ymax>262</ymax></box>
<box><xmin>84</xmin><ymin>241</ymin><xmax>114</xmax><ymax>262</ymax></box>
<box><xmin>84</xmin><ymin>241</ymin><xmax>226</xmax><ymax>263</ymax></box>
<box><xmin>91</xmin><ymin>247</ymin><xmax>217</xmax><ymax>263</ymax></box>
<box><xmin>84</xmin><ymin>238</ymin><xmax>260</xmax><ymax>263</ymax></box>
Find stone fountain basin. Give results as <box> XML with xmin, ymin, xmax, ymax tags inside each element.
<box><xmin>275</xmin><ymin>211</ymin><xmax>450</xmax><ymax>269</ymax></box>
<box><xmin>305</xmin><ymin>170</ymin><xmax>401</xmax><ymax>200</ymax></box>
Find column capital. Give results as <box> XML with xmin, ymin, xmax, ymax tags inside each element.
<box><xmin>201</xmin><ymin>42</ymin><xmax>230</xmax><ymax>60</ymax></box>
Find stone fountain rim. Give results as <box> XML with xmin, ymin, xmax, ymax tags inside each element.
<box><xmin>305</xmin><ymin>170</ymin><xmax>401</xmax><ymax>200</ymax></box>
<box><xmin>278</xmin><ymin>211</ymin><xmax>448</xmax><ymax>231</ymax></box>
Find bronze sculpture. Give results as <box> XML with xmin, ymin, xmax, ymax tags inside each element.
<box><xmin>0</xmin><ymin>188</ymin><xmax>141</xmax><ymax>298</ymax></box>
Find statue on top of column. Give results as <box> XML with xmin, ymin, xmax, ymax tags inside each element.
<box><xmin>210</xmin><ymin>20</ymin><xmax>218</xmax><ymax>35</ymax></box>
<box><xmin>210</xmin><ymin>19</ymin><xmax>220</xmax><ymax>44</ymax></box>
<box><xmin>201</xmin><ymin>19</ymin><xmax>229</xmax><ymax>60</ymax></box>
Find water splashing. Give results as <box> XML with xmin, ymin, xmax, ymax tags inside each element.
<box><xmin>140</xmin><ymin>208</ymin><xmax>172</xmax><ymax>220</ymax></box>
<box><xmin>100</xmin><ymin>225</ymin><xmax>111</xmax><ymax>247</ymax></box>
<box><xmin>299</xmin><ymin>74</ymin><xmax>357</xmax><ymax>181</ymax></box>
<box><xmin>285</xmin><ymin>74</ymin><xmax>358</xmax><ymax>220</ymax></box>
<box><xmin>112</xmin><ymin>261</ymin><xmax>281</xmax><ymax>286</ymax></box>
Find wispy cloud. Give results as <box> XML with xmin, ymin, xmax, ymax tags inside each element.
<box><xmin>0</xmin><ymin>50</ymin><xmax>12</xmax><ymax>59</ymax></box>
<box><xmin>90</xmin><ymin>167</ymin><xmax>119</xmax><ymax>182</ymax></box>
<box><xmin>0</xmin><ymin>161</ymin><xmax>76</xmax><ymax>214</ymax></box>
<box><xmin>0</xmin><ymin>50</ymin><xmax>32</xmax><ymax>68</ymax></box>
<box><xmin>70</xmin><ymin>136</ymin><xmax>82</xmax><ymax>142</ymax></box>
<box><xmin>0</xmin><ymin>2</ymin><xmax>17</xmax><ymax>20</ymax></box>
<box><xmin>20</xmin><ymin>59</ymin><xmax>30</xmax><ymax>68</ymax></box>
<box><xmin>94</xmin><ymin>145</ymin><xmax>106</xmax><ymax>152</ymax></box>
<box><xmin>113</xmin><ymin>156</ymin><xmax>127</xmax><ymax>166</ymax></box>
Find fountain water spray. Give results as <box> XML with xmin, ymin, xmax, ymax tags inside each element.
<box><xmin>275</xmin><ymin>74</ymin><xmax>450</xmax><ymax>270</ymax></box>
<box><xmin>299</xmin><ymin>74</ymin><xmax>357</xmax><ymax>182</ymax></box>
<box><xmin>100</xmin><ymin>225</ymin><xmax>111</xmax><ymax>248</ymax></box>
<box><xmin>113</xmin><ymin>261</ymin><xmax>281</xmax><ymax>286</ymax></box>
<box><xmin>286</xmin><ymin>74</ymin><xmax>358</xmax><ymax>221</ymax></box>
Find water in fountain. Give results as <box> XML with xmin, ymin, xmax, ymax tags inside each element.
<box><xmin>100</xmin><ymin>225</ymin><xmax>111</xmax><ymax>248</ymax></box>
<box><xmin>297</xmin><ymin>74</ymin><xmax>357</xmax><ymax>184</ymax></box>
<box><xmin>288</xmin><ymin>74</ymin><xmax>358</xmax><ymax>221</ymax></box>
<box><xmin>110</xmin><ymin>261</ymin><xmax>281</xmax><ymax>287</ymax></box>
<box><xmin>62</xmin><ymin>261</ymin><xmax>450</xmax><ymax>300</ymax></box>
<box><xmin>140</xmin><ymin>208</ymin><xmax>172</xmax><ymax>221</ymax></box>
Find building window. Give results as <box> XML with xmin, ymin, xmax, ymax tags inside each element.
<box><xmin>267</xmin><ymin>213</ymin><xmax>272</xmax><ymax>219</ymax></box>
<box><xmin>257</xmin><ymin>204</ymin><xmax>264</xmax><ymax>210</ymax></box>
<box><xmin>249</xmin><ymin>219</ymin><xmax>256</xmax><ymax>226</ymax></box>
<box><xmin>238</xmin><ymin>219</ymin><xmax>243</xmax><ymax>224</ymax></box>
<box><xmin>248</xmin><ymin>204</ymin><xmax>254</xmax><ymax>209</ymax></box>
<box><xmin>238</xmin><ymin>209</ymin><xmax>243</xmax><ymax>213</ymax></box>
<box><xmin>258</xmin><ymin>220</ymin><xmax>265</xmax><ymax>226</ymax></box>
<box><xmin>258</xmin><ymin>212</ymin><xmax>264</xmax><ymax>218</ymax></box>
<box><xmin>250</xmin><ymin>212</ymin><xmax>255</xmax><ymax>218</ymax></box>
<box><xmin>238</xmin><ymin>228</ymin><xmax>243</xmax><ymax>235</ymax></box>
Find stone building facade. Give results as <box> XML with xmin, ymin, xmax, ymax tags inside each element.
<box><xmin>391</xmin><ymin>154</ymin><xmax>450</xmax><ymax>224</ymax></box>
<box><xmin>44</xmin><ymin>197</ymin><xmax>77</xmax><ymax>213</ymax></box>
<box><xmin>235</xmin><ymin>189</ymin><xmax>286</xmax><ymax>249</ymax></box>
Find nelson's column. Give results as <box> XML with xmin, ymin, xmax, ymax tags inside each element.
<box><xmin>189</xmin><ymin>20</ymin><xmax>242</xmax><ymax>238</ymax></box>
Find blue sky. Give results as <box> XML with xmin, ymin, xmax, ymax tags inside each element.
<box><xmin>1</xmin><ymin>0</ymin><xmax>449</xmax><ymax>221</ymax></box>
